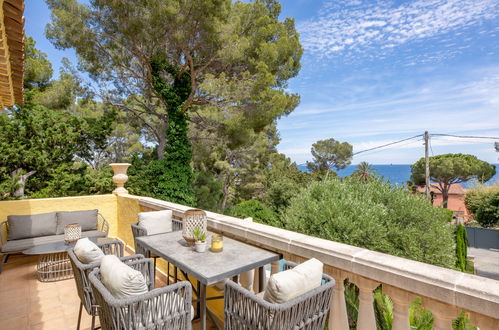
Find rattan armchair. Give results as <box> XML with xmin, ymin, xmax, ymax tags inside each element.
<box><xmin>68</xmin><ymin>240</ymin><xmax>144</xmax><ymax>330</ymax></box>
<box><xmin>224</xmin><ymin>261</ymin><xmax>335</xmax><ymax>330</ymax></box>
<box><xmin>131</xmin><ymin>219</ymin><xmax>182</xmax><ymax>257</ymax></box>
<box><xmin>131</xmin><ymin>218</ymin><xmax>182</xmax><ymax>281</ymax></box>
<box><xmin>88</xmin><ymin>258</ymin><xmax>193</xmax><ymax>330</ymax></box>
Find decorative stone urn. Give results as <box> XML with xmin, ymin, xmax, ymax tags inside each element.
<box><xmin>110</xmin><ymin>163</ymin><xmax>131</xmax><ymax>194</ymax></box>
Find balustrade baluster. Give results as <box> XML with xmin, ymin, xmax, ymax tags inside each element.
<box><xmin>424</xmin><ymin>297</ymin><xmax>458</xmax><ymax>330</ymax></box>
<box><xmin>328</xmin><ymin>269</ymin><xmax>349</xmax><ymax>330</ymax></box>
<box><xmin>240</xmin><ymin>269</ymin><xmax>254</xmax><ymax>292</ymax></box>
<box><xmin>354</xmin><ymin>276</ymin><xmax>379</xmax><ymax>330</ymax></box>
<box><xmin>470</xmin><ymin>312</ymin><xmax>499</xmax><ymax>330</ymax></box>
<box><xmin>384</xmin><ymin>286</ymin><xmax>413</xmax><ymax>330</ymax></box>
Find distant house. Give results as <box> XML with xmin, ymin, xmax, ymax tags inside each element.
<box><xmin>417</xmin><ymin>183</ymin><xmax>470</xmax><ymax>222</ymax></box>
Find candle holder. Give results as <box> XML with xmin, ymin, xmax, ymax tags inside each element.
<box><xmin>211</xmin><ymin>234</ymin><xmax>223</xmax><ymax>252</ymax></box>
<box><xmin>64</xmin><ymin>223</ymin><xmax>81</xmax><ymax>244</ymax></box>
<box><xmin>182</xmin><ymin>209</ymin><xmax>207</xmax><ymax>244</ymax></box>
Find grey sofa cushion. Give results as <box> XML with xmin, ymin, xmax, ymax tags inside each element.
<box><xmin>1</xmin><ymin>230</ymin><xmax>107</xmax><ymax>253</ymax></box>
<box><xmin>7</xmin><ymin>212</ymin><xmax>58</xmax><ymax>240</ymax></box>
<box><xmin>56</xmin><ymin>209</ymin><xmax>98</xmax><ymax>234</ymax></box>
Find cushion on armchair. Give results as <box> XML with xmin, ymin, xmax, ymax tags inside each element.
<box><xmin>138</xmin><ymin>210</ymin><xmax>173</xmax><ymax>235</ymax></box>
<box><xmin>7</xmin><ymin>212</ymin><xmax>58</xmax><ymax>240</ymax></box>
<box><xmin>263</xmin><ymin>258</ymin><xmax>323</xmax><ymax>304</ymax></box>
<box><xmin>74</xmin><ymin>237</ymin><xmax>105</xmax><ymax>264</ymax></box>
<box><xmin>56</xmin><ymin>209</ymin><xmax>99</xmax><ymax>234</ymax></box>
<box><xmin>100</xmin><ymin>255</ymin><xmax>148</xmax><ymax>299</ymax></box>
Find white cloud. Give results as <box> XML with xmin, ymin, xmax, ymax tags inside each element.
<box><xmin>299</xmin><ymin>0</ymin><xmax>499</xmax><ymax>60</ymax></box>
<box><xmin>277</xmin><ymin>70</ymin><xmax>499</xmax><ymax>164</ymax></box>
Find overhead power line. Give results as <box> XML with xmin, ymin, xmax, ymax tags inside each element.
<box><xmin>431</xmin><ymin>134</ymin><xmax>499</xmax><ymax>140</ymax></box>
<box><xmin>353</xmin><ymin>134</ymin><xmax>423</xmax><ymax>155</ymax></box>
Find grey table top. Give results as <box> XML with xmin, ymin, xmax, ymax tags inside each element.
<box><xmin>23</xmin><ymin>237</ymin><xmax>114</xmax><ymax>255</ymax></box>
<box><xmin>137</xmin><ymin>231</ymin><xmax>280</xmax><ymax>285</ymax></box>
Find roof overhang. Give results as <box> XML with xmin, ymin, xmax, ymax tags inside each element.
<box><xmin>0</xmin><ymin>0</ymin><xmax>24</xmax><ymax>109</ymax></box>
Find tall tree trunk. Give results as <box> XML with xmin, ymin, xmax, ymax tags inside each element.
<box><xmin>150</xmin><ymin>56</ymin><xmax>195</xmax><ymax>205</ymax></box>
<box><xmin>442</xmin><ymin>184</ymin><xmax>449</xmax><ymax>208</ymax></box>
<box><xmin>157</xmin><ymin>134</ymin><xmax>166</xmax><ymax>160</ymax></box>
<box><xmin>11</xmin><ymin>168</ymin><xmax>36</xmax><ymax>198</ymax></box>
<box><xmin>221</xmin><ymin>171</ymin><xmax>231</xmax><ymax>210</ymax></box>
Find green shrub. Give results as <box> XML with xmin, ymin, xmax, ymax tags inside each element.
<box><xmin>455</xmin><ymin>224</ymin><xmax>469</xmax><ymax>272</ymax></box>
<box><xmin>452</xmin><ymin>311</ymin><xmax>477</xmax><ymax>330</ymax></box>
<box><xmin>409</xmin><ymin>297</ymin><xmax>434</xmax><ymax>330</ymax></box>
<box><xmin>266</xmin><ymin>177</ymin><xmax>303</xmax><ymax>213</ymax></box>
<box><xmin>465</xmin><ymin>186</ymin><xmax>499</xmax><ymax>227</ymax></box>
<box><xmin>228</xmin><ymin>200</ymin><xmax>281</xmax><ymax>227</ymax></box>
<box><xmin>283</xmin><ymin>177</ymin><xmax>456</xmax><ymax>268</ymax></box>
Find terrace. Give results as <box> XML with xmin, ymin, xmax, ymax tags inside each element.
<box><xmin>1</xmin><ymin>169</ymin><xmax>499</xmax><ymax>330</ymax></box>
<box><xmin>1</xmin><ymin>2</ymin><xmax>499</xmax><ymax>330</ymax></box>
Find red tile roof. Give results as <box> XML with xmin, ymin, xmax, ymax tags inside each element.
<box><xmin>416</xmin><ymin>183</ymin><xmax>465</xmax><ymax>195</ymax></box>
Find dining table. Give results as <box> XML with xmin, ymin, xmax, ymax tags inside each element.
<box><xmin>136</xmin><ymin>230</ymin><xmax>280</xmax><ymax>330</ymax></box>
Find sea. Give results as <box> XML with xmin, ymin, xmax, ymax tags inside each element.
<box><xmin>297</xmin><ymin>164</ymin><xmax>499</xmax><ymax>188</ymax></box>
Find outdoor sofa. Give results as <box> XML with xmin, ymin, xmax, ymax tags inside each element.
<box><xmin>0</xmin><ymin>209</ymin><xmax>109</xmax><ymax>272</ymax></box>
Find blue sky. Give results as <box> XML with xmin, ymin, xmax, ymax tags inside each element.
<box><xmin>26</xmin><ymin>0</ymin><xmax>499</xmax><ymax>164</ymax></box>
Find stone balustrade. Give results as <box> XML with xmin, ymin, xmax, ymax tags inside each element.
<box><xmin>136</xmin><ymin>195</ymin><xmax>499</xmax><ymax>330</ymax></box>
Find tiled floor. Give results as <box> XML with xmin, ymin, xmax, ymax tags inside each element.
<box><xmin>0</xmin><ymin>255</ymin><xmax>215</xmax><ymax>330</ymax></box>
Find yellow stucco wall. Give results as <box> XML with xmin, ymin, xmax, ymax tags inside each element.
<box><xmin>116</xmin><ymin>194</ymin><xmax>141</xmax><ymax>250</ymax></box>
<box><xmin>0</xmin><ymin>194</ymin><xmax>118</xmax><ymax>240</ymax></box>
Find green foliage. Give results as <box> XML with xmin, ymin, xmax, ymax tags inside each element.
<box><xmin>306</xmin><ymin>138</ymin><xmax>353</xmax><ymax>173</ymax></box>
<box><xmin>0</xmin><ymin>172</ymin><xmax>22</xmax><ymax>200</ymax></box>
<box><xmin>283</xmin><ymin>177</ymin><xmax>456</xmax><ymax>268</ymax></box>
<box><xmin>192</xmin><ymin>227</ymin><xmax>207</xmax><ymax>243</ymax></box>
<box><xmin>24</xmin><ymin>36</ymin><xmax>53</xmax><ymax>91</ymax></box>
<box><xmin>409</xmin><ymin>298</ymin><xmax>434</xmax><ymax>330</ymax></box>
<box><xmin>455</xmin><ymin>224</ymin><xmax>469</xmax><ymax>272</ymax></box>
<box><xmin>411</xmin><ymin>153</ymin><xmax>496</xmax><ymax>208</ymax></box>
<box><xmin>352</xmin><ymin>161</ymin><xmax>377</xmax><ymax>182</ymax></box>
<box><xmin>29</xmin><ymin>164</ymin><xmax>113</xmax><ymax>199</ymax></box>
<box><xmin>0</xmin><ymin>105</ymin><xmax>81</xmax><ymax>176</ymax></box>
<box><xmin>149</xmin><ymin>56</ymin><xmax>195</xmax><ymax>206</ymax></box>
<box><xmin>0</xmin><ymin>103</ymin><xmax>114</xmax><ymax>199</ymax></box>
<box><xmin>124</xmin><ymin>151</ymin><xmax>157</xmax><ymax>197</ymax></box>
<box><xmin>193</xmin><ymin>171</ymin><xmax>223</xmax><ymax>212</ymax></box>
<box><xmin>228</xmin><ymin>200</ymin><xmax>282</xmax><ymax>227</ymax></box>
<box><xmin>47</xmin><ymin>0</ymin><xmax>302</xmax><ymax>165</ymax></box>
<box><xmin>262</xmin><ymin>153</ymin><xmax>312</xmax><ymax>213</ymax></box>
<box><xmin>452</xmin><ymin>312</ymin><xmax>477</xmax><ymax>330</ymax></box>
<box><xmin>266</xmin><ymin>178</ymin><xmax>303</xmax><ymax>213</ymax></box>
<box><xmin>344</xmin><ymin>281</ymin><xmax>359</xmax><ymax>328</ymax></box>
<box><xmin>465</xmin><ymin>186</ymin><xmax>499</xmax><ymax>227</ymax></box>
<box><xmin>373</xmin><ymin>287</ymin><xmax>393</xmax><ymax>330</ymax></box>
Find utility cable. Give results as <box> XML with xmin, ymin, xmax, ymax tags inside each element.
<box><xmin>431</xmin><ymin>134</ymin><xmax>499</xmax><ymax>140</ymax></box>
<box><xmin>353</xmin><ymin>134</ymin><xmax>423</xmax><ymax>155</ymax></box>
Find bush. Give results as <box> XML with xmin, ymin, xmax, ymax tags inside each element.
<box><xmin>455</xmin><ymin>224</ymin><xmax>468</xmax><ymax>272</ymax></box>
<box><xmin>228</xmin><ymin>200</ymin><xmax>282</xmax><ymax>227</ymax></box>
<box><xmin>266</xmin><ymin>178</ymin><xmax>303</xmax><ymax>213</ymax></box>
<box><xmin>465</xmin><ymin>186</ymin><xmax>499</xmax><ymax>227</ymax></box>
<box><xmin>283</xmin><ymin>177</ymin><xmax>456</xmax><ymax>268</ymax></box>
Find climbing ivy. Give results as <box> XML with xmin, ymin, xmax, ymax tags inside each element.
<box><xmin>149</xmin><ymin>56</ymin><xmax>195</xmax><ymax>205</ymax></box>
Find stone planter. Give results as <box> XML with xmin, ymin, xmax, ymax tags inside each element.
<box><xmin>110</xmin><ymin>163</ymin><xmax>131</xmax><ymax>194</ymax></box>
<box><xmin>194</xmin><ymin>241</ymin><xmax>207</xmax><ymax>253</ymax></box>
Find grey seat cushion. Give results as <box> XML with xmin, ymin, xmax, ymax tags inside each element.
<box><xmin>1</xmin><ymin>230</ymin><xmax>106</xmax><ymax>253</ymax></box>
<box><xmin>7</xmin><ymin>212</ymin><xmax>58</xmax><ymax>240</ymax></box>
<box><xmin>56</xmin><ymin>209</ymin><xmax>98</xmax><ymax>234</ymax></box>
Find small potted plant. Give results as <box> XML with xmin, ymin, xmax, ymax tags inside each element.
<box><xmin>192</xmin><ymin>227</ymin><xmax>208</xmax><ymax>253</ymax></box>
